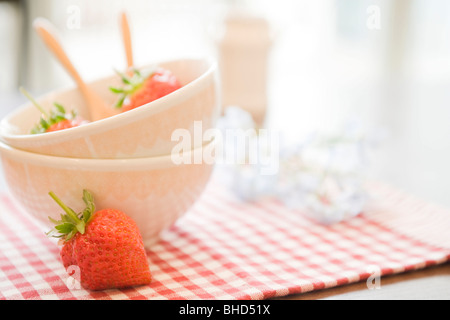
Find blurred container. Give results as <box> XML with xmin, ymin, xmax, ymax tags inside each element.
<box><xmin>218</xmin><ymin>8</ymin><xmax>272</xmax><ymax>126</ymax></box>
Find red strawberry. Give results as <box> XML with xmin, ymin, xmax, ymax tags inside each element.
<box><xmin>20</xmin><ymin>87</ymin><xmax>88</xmax><ymax>134</ymax></box>
<box><xmin>46</xmin><ymin>190</ymin><xmax>152</xmax><ymax>291</ymax></box>
<box><xmin>46</xmin><ymin>117</ymin><xmax>87</xmax><ymax>132</ymax></box>
<box><xmin>110</xmin><ymin>67</ymin><xmax>181</xmax><ymax>112</ymax></box>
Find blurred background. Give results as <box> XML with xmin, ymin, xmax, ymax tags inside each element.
<box><xmin>0</xmin><ymin>0</ymin><xmax>449</xmax><ymax>208</ymax></box>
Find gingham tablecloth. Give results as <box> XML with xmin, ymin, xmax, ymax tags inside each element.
<box><xmin>0</xmin><ymin>178</ymin><xmax>449</xmax><ymax>300</ymax></box>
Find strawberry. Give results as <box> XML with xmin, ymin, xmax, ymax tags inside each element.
<box><xmin>45</xmin><ymin>117</ymin><xmax>87</xmax><ymax>133</ymax></box>
<box><xmin>110</xmin><ymin>67</ymin><xmax>181</xmax><ymax>112</ymax></box>
<box><xmin>46</xmin><ymin>190</ymin><xmax>152</xmax><ymax>291</ymax></box>
<box><xmin>20</xmin><ymin>87</ymin><xmax>88</xmax><ymax>134</ymax></box>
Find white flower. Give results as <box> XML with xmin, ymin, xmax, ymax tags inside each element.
<box><xmin>216</xmin><ymin>107</ymin><xmax>384</xmax><ymax>224</ymax></box>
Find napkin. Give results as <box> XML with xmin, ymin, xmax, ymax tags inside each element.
<box><xmin>0</xmin><ymin>179</ymin><xmax>449</xmax><ymax>300</ymax></box>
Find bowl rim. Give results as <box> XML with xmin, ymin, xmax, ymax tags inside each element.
<box><xmin>0</xmin><ymin>138</ymin><xmax>216</xmax><ymax>171</ymax></box>
<box><xmin>0</xmin><ymin>56</ymin><xmax>217</xmax><ymax>142</ymax></box>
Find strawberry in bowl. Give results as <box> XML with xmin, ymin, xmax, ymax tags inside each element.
<box><xmin>20</xmin><ymin>87</ymin><xmax>88</xmax><ymax>134</ymax></box>
<box><xmin>110</xmin><ymin>66</ymin><xmax>182</xmax><ymax>112</ymax></box>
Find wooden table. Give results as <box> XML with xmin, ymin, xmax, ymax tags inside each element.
<box><xmin>273</xmin><ymin>262</ymin><xmax>450</xmax><ymax>300</ymax></box>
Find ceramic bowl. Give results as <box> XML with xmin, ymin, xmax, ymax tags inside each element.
<box><xmin>0</xmin><ymin>139</ymin><xmax>216</xmax><ymax>245</ymax></box>
<box><xmin>0</xmin><ymin>57</ymin><xmax>220</xmax><ymax>159</ymax></box>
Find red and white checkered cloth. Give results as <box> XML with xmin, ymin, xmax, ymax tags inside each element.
<box><xmin>0</xmin><ymin>177</ymin><xmax>449</xmax><ymax>300</ymax></box>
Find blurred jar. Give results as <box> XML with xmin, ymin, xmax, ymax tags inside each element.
<box><xmin>218</xmin><ymin>5</ymin><xmax>272</xmax><ymax>126</ymax></box>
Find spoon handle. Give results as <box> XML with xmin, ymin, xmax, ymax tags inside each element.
<box><xmin>33</xmin><ymin>18</ymin><xmax>115</xmax><ymax>121</ymax></box>
<box><xmin>121</xmin><ymin>12</ymin><xmax>133</xmax><ymax>69</ymax></box>
<box><xmin>33</xmin><ymin>18</ymin><xmax>86</xmax><ymax>88</ymax></box>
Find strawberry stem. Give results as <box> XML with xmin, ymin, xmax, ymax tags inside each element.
<box><xmin>48</xmin><ymin>191</ymin><xmax>85</xmax><ymax>235</ymax></box>
<box><xmin>20</xmin><ymin>87</ymin><xmax>50</xmax><ymax>119</ymax></box>
<box><xmin>46</xmin><ymin>190</ymin><xmax>96</xmax><ymax>241</ymax></box>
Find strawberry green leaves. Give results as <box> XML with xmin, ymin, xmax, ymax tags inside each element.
<box><xmin>81</xmin><ymin>189</ymin><xmax>95</xmax><ymax>224</ymax></box>
<box><xmin>109</xmin><ymin>67</ymin><xmax>155</xmax><ymax>109</ymax></box>
<box><xmin>31</xmin><ymin>104</ymin><xmax>78</xmax><ymax>134</ymax></box>
<box><xmin>20</xmin><ymin>87</ymin><xmax>80</xmax><ymax>134</ymax></box>
<box><xmin>46</xmin><ymin>190</ymin><xmax>96</xmax><ymax>241</ymax></box>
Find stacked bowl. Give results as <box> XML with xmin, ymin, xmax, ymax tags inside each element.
<box><xmin>0</xmin><ymin>57</ymin><xmax>220</xmax><ymax>245</ymax></box>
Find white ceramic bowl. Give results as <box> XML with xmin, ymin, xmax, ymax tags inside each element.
<box><xmin>0</xmin><ymin>139</ymin><xmax>215</xmax><ymax>245</ymax></box>
<box><xmin>0</xmin><ymin>57</ymin><xmax>220</xmax><ymax>159</ymax></box>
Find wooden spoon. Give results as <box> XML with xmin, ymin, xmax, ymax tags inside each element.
<box><xmin>33</xmin><ymin>18</ymin><xmax>116</xmax><ymax>121</ymax></box>
<box><xmin>120</xmin><ymin>11</ymin><xmax>134</xmax><ymax>70</ymax></box>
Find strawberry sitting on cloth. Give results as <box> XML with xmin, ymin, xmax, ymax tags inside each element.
<box><xmin>46</xmin><ymin>190</ymin><xmax>152</xmax><ymax>291</ymax></box>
